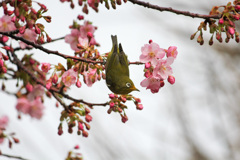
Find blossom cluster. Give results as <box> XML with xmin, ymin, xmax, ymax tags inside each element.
<box><xmin>16</xmin><ymin>85</ymin><xmax>45</xmax><ymax>119</ymax></box>
<box><xmin>191</xmin><ymin>0</ymin><xmax>240</xmax><ymax>45</ymax></box>
<box><xmin>0</xmin><ymin>115</ymin><xmax>19</xmax><ymax>148</ymax></box>
<box><xmin>0</xmin><ymin>0</ymin><xmax>52</xmax><ymax>45</ymax></box>
<box><xmin>60</xmin><ymin>0</ymin><xmax>126</xmax><ymax>14</ymax></box>
<box><xmin>108</xmin><ymin>93</ymin><xmax>143</xmax><ymax>123</ymax></box>
<box><xmin>58</xmin><ymin>103</ymin><xmax>92</xmax><ymax>138</ymax></box>
<box><xmin>139</xmin><ymin>41</ymin><xmax>178</xmax><ymax>93</ymax></box>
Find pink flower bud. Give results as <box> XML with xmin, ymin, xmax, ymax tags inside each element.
<box><xmin>58</xmin><ymin>128</ymin><xmax>63</xmax><ymax>135</ymax></box>
<box><xmin>29</xmin><ymin>58</ymin><xmax>35</xmax><ymax>65</ymax></box>
<box><xmin>167</xmin><ymin>75</ymin><xmax>175</xmax><ymax>84</ymax></box>
<box><xmin>2</xmin><ymin>54</ymin><xmax>9</xmax><ymax>61</ymax></box>
<box><xmin>77</xmin><ymin>15</ymin><xmax>84</xmax><ymax>20</ymax></box>
<box><xmin>135</xmin><ymin>98</ymin><xmax>141</xmax><ymax>103</ymax></box>
<box><xmin>218</xmin><ymin>18</ymin><xmax>224</xmax><ymax>24</ymax></box>
<box><xmin>11</xmin><ymin>16</ymin><xmax>16</xmax><ymax>22</ymax></box>
<box><xmin>228</xmin><ymin>27</ymin><xmax>235</xmax><ymax>35</ymax></box>
<box><xmin>235</xmin><ymin>5</ymin><xmax>240</xmax><ymax>11</ymax></box>
<box><xmin>121</xmin><ymin>115</ymin><xmax>128</xmax><ymax>123</ymax></box>
<box><xmin>26</xmin><ymin>83</ymin><xmax>33</xmax><ymax>92</ymax></box>
<box><xmin>2</xmin><ymin>67</ymin><xmax>7</xmax><ymax>73</ymax></box>
<box><xmin>19</xmin><ymin>26</ymin><xmax>26</xmax><ymax>34</ymax></box>
<box><xmin>76</xmin><ymin>79</ymin><xmax>82</xmax><ymax>88</ymax></box>
<box><xmin>2</xmin><ymin>46</ymin><xmax>11</xmax><ymax>51</ymax></box>
<box><xmin>31</xmin><ymin>8</ymin><xmax>37</xmax><ymax>14</ymax></box>
<box><xmin>87</xmin><ymin>32</ymin><xmax>93</xmax><ymax>38</ymax></box>
<box><xmin>78</xmin><ymin>122</ymin><xmax>84</xmax><ymax>130</ymax></box>
<box><xmin>52</xmin><ymin>74</ymin><xmax>58</xmax><ymax>84</ymax></box>
<box><xmin>2</xmin><ymin>36</ymin><xmax>9</xmax><ymax>43</ymax></box>
<box><xmin>149</xmin><ymin>39</ymin><xmax>152</xmax><ymax>44</ymax></box>
<box><xmin>74</xmin><ymin>145</ymin><xmax>80</xmax><ymax>149</ymax></box>
<box><xmin>85</xmin><ymin>114</ymin><xmax>92</xmax><ymax>122</ymax></box>
<box><xmin>46</xmin><ymin>81</ymin><xmax>52</xmax><ymax>90</ymax></box>
<box><xmin>160</xmin><ymin>80</ymin><xmax>165</xmax><ymax>87</ymax></box>
<box><xmin>144</xmin><ymin>70</ymin><xmax>151</xmax><ymax>78</ymax></box>
<box><xmin>136</xmin><ymin>104</ymin><xmax>143</xmax><ymax>110</ymax></box>
<box><xmin>35</xmin><ymin>25</ymin><xmax>41</xmax><ymax>34</ymax></box>
<box><xmin>109</xmin><ymin>102</ymin><xmax>115</xmax><ymax>108</ymax></box>
<box><xmin>145</xmin><ymin>62</ymin><xmax>151</xmax><ymax>69</ymax></box>
<box><xmin>109</xmin><ymin>93</ymin><xmax>115</xmax><ymax>99</ymax></box>
<box><xmin>0</xmin><ymin>59</ymin><xmax>4</xmax><ymax>67</ymax></box>
<box><xmin>82</xmin><ymin>130</ymin><xmax>88</xmax><ymax>137</ymax></box>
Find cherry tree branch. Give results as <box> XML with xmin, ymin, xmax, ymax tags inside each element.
<box><xmin>128</xmin><ymin>0</ymin><xmax>221</xmax><ymax>19</ymax></box>
<box><xmin>0</xmin><ymin>31</ymin><xmax>103</xmax><ymax>64</ymax></box>
<box><xmin>10</xmin><ymin>51</ymin><xmax>108</xmax><ymax>108</ymax></box>
<box><xmin>1</xmin><ymin>153</ymin><xmax>29</xmax><ymax>160</ymax></box>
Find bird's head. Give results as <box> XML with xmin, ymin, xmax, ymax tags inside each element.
<box><xmin>115</xmin><ymin>76</ymin><xmax>139</xmax><ymax>95</ymax></box>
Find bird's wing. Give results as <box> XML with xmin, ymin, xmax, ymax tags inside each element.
<box><xmin>118</xmin><ymin>43</ymin><xmax>129</xmax><ymax>76</ymax></box>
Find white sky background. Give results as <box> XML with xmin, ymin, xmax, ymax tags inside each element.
<box><xmin>1</xmin><ymin>0</ymin><xmax>239</xmax><ymax>160</ymax></box>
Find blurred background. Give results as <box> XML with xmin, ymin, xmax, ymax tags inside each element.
<box><xmin>1</xmin><ymin>0</ymin><xmax>240</xmax><ymax>159</ymax></box>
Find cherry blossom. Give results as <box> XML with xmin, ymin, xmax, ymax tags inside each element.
<box><xmin>140</xmin><ymin>76</ymin><xmax>161</xmax><ymax>93</ymax></box>
<box><xmin>65</xmin><ymin>29</ymin><xmax>81</xmax><ymax>51</ymax></box>
<box><xmin>78</xmin><ymin>37</ymin><xmax>89</xmax><ymax>49</ymax></box>
<box><xmin>80</xmin><ymin>21</ymin><xmax>95</xmax><ymax>38</ymax></box>
<box><xmin>29</xmin><ymin>97</ymin><xmax>44</xmax><ymax>119</ymax></box>
<box><xmin>27</xmin><ymin>84</ymin><xmax>45</xmax><ymax>101</ymax></box>
<box><xmin>153</xmin><ymin>57</ymin><xmax>174</xmax><ymax>80</ymax></box>
<box><xmin>0</xmin><ymin>15</ymin><xmax>16</xmax><ymax>32</ymax></box>
<box><xmin>16</xmin><ymin>97</ymin><xmax>31</xmax><ymax>114</ymax></box>
<box><xmin>167</xmin><ymin>46</ymin><xmax>178</xmax><ymax>59</ymax></box>
<box><xmin>17</xmin><ymin>29</ymin><xmax>37</xmax><ymax>49</ymax></box>
<box><xmin>83</xmin><ymin>68</ymin><xmax>98</xmax><ymax>87</ymax></box>
<box><xmin>139</xmin><ymin>42</ymin><xmax>165</xmax><ymax>65</ymax></box>
<box><xmin>41</xmin><ymin>63</ymin><xmax>51</xmax><ymax>73</ymax></box>
<box><xmin>62</xmin><ymin>69</ymin><xmax>78</xmax><ymax>87</ymax></box>
<box><xmin>0</xmin><ymin>115</ymin><xmax>9</xmax><ymax>129</ymax></box>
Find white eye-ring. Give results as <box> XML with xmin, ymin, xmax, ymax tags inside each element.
<box><xmin>126</xmin><ymin>82</ymin><xmax>131</xmax><ymax>88</ymax></box>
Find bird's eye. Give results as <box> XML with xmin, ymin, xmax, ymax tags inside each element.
<box><xmin>126</xmin><ymin>82</ymin><xmax>131</xmax><ymax>88</ymax></box>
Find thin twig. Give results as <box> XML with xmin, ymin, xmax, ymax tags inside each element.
<box><xmin>1</xmin><ymin>153</ymin><xmax>29</xmax><ymax>160</ymax></box>
<box><xmin>0</xmin><ymin>31</ymin><xmax>103</xmax><ymax>64</ymax></box>
<box><xmin>0</xmin><ymin>31</ymin><xmax>143</xmax><ymax>65</ymax></box>
<box><xmin>128</xmin><ymin>0</ymin><xmax>221</xmax><ymax>19</ymax></box>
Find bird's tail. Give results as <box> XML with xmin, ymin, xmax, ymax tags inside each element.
<box><xmin>111</xmin><ymin>35</ymin><xmax>118</xmax><ymax>53</ymax></box>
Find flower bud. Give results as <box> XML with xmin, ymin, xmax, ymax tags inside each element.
<box><xmin>19</xmin><ymin>26</ymin><xmax>26</xmax><ymax>34</ymax></box>
<box><xmin>109</xmin><ymin>93</ymin><xmax>115</xmax><ymax>99</ymax></box>
<box><xmin>78</xmin><ymin>122</ymin><xmax>84</xmax><ymax>130</ymax></box>
<box><xmin>77</xmin><ymin>15</ymin><xmax>84</xmax><ymax>20</ymax></box>
<box><xmin>0</xmin><ymin>59</ymin><xmax>4</xmax><ymax>68</ymax></box>
<box><xmin>218</xmin><ymin>18</ymin><xmax>224</xmax><ymax>24</ymax></box>
<box><xmin>85</xmin><ymin>114</ymin><xmax>92</xmax><ymax>122</ymax></box>
<box><xmin>26</xmin><ymin>82</ymin><xmax>33</xmax><ymax>92</ymax></box>
<box><xmin>2</xmin><ymin>36</ymin><xmax>9</xmax><ymax>43</ymax></box>
<box><xmin>87</xmin><ymin>32</ymin><xmax>93</xmax><ymax>38</ymax></box>
<box><xmin>228</xmin><ymin>27</ymin><xmax>235</xmax><ymax>35</ymax></box>
<box><xmin>121</xmin><ymin>115</ymin><xmax>128</xmax><ymax>123</ymax></box>
<box><xmin>167</xmin><ymin>75</ymin><xmax>175</xmax><ymax>84</ymax></box>
<box><xmin>109</xmin><ymin>102</ymin><xmax>115</xmax><ymax>108</ymax></box>
<box><xmin>2</xmin><ymin>67</ymin><xmax>7</xmax><ymax>73</ymax></box>
<box><xmin>46</xmin><ymin>81</ymin><xmax>52</xmax><ymax>90</ymax></box>
<box><xmin>145</xmin><ymin>62</ymin><xmax>151</xmax><ymax>69</ymax></box>
<box><xmin>149</xmin><ymin>39</ymin><xmax>152</xmax><ymax>44</ymax></box>
<box><xmin>52</xmin><ymin>74</ymin><xmax>58</xmax><ymax>84</ymax></box>
<box><xmin>74</xmin><ymin>145</ymin><xmax>80</xmax><ymax>149</ymax></box>
<box><xmin>160</xmin><ymin>80</ymin><xmax>165</xmax><ymax>87</ymax></box>
<box><xmin>2</xmin><ymin>54</ymin><xmax>8</xmax><ymax>61</ymax></box>
<box><xmin>82</xmin><ymin>130</ymin><xmax>88</xmax><ymax>137</ymax></box>
<box><xmin>136</xmin><ymin>104</ymin><xmax>143</xmax><ymax>110</ymax></box>
<box><xmin>76</xmin><ymin>79</ymin><xmax>82</xmax><ymax>88</ymax></box>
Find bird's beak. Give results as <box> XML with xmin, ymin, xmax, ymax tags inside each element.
<box><xmin>131</xmin><ymin>86</ymin><xmax>140</xmax><ymax>92</ymax></box>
